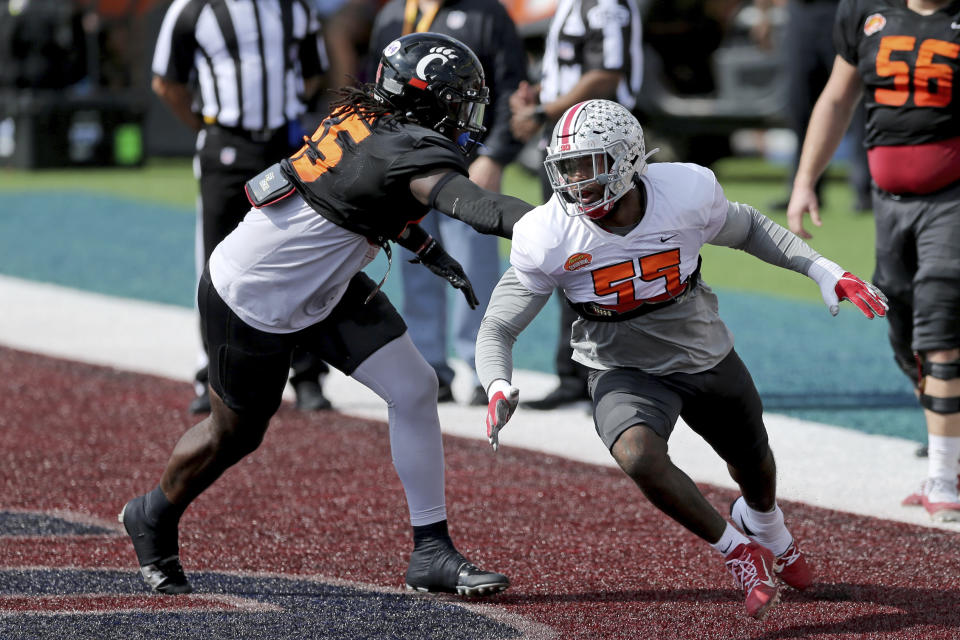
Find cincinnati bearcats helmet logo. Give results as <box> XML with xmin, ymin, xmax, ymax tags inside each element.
<box><xmin>416</xmin><ymin>47</ymin><xmax>459</xmax><ymax>81</ymax></box>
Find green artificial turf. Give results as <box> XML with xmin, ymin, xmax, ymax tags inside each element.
<box><xmin>0</xmin><ymin>157</ymin><xmax>199</xmax><ymax>210</ymax></box>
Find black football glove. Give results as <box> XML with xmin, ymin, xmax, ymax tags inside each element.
<box><xmin>410</xmin><ymin>239</ymin><xmax>480</xmax><ymax>309</ymax></box>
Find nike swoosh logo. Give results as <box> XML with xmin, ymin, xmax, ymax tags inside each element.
<box><xmin>758</xmin><ymin>557</ymin><xmax>777</xmax><ymax>587</ymax></box>
<box><xmin>659</xmin><ymin>234</ymin><xmax>677</xmax><ymax>242</ymax></box>
<box><xmin>952</xmin><ymin>21</ymin><xmax>960</xmax><ymax>28</ymax></box>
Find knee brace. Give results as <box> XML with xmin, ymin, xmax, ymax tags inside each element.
<box><xmin>917</xmin><ymin>355</ymin><xmax>960</xmax><ymax>414</ymax></box>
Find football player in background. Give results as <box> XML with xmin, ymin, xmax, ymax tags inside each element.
<box><xmin>787</xmin><ymin>0</ymin><xmax>960</xmax><ymax>522</ymax></box>
<box><xmin>119</xmin><ymin>32</ymin><xmax>530</xmax><ymax>598</ymax></box>
<box><xmin>477</xmin><ymin>100</ymin><xmax>888</xmax><ymax>619</ymax></box>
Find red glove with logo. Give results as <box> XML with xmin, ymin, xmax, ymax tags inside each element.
<box><xmin>485</xmin><ymin>379</ymin><xmax>519</xmax><ymax>452</ymax></box>
<box><xmin>833</xmin><ymin>272</ymin><xmax>889</xmax><ymax>318</ymax></box>
<box><xmin>808</xmin><ymin>257</ymin><xmax>888</xmax><ymax>318</ymax></box>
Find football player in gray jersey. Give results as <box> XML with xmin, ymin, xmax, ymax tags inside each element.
<box><xmin>476</xmin><ymin>100</ymin><xmax>888</xmax><ymax>619</ymax></box>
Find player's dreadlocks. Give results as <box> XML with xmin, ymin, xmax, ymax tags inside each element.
<box><xmin>326</xmin><ymin>83</ymin><xmax>415</xmax><ymax>128</ymax></box>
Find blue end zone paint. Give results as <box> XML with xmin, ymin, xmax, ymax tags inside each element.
<box><xmin>0</xmin><ymin>512</ymin><xmax>113</xmax><ymax>536</ymax></box>
<box><xmin>0</xmin><ymin>191</ymin><xmax>925</xmax><ymax>441</ymax></box>
<box><xmin>0</xmin><ymin>570</ymin><xmax>520</xmax><ymax>640</ymax></box>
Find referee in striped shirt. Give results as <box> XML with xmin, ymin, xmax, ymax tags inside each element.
<box><xmin>152</xmin><ymin>0</ymin><xmax>331</xmax><ymax>413</ymax></box>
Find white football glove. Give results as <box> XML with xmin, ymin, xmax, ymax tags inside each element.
<box><xmin>485</xmin><ymin>379</ymin><xmax>519</xmax><ymax>452</ymax></box>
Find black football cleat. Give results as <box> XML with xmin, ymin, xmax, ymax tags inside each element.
<box><xmin>119</xmin><ymin>495</ymin><xmax>193</xmax><ymax>595</ymax></box>
<box><xmin>405</xmin><ymin>542</ymin><xmax>509</xmax><ymax>597</ymax></box>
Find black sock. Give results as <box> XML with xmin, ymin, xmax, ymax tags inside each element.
<box><xmin>143</xmin><ymin>485</ymin><xmax>186</xmax><ymax>528</ymax></box>
<box><xmin>412</xmin><ymin>519</ymin><xmax>452</xmax><ymax>548</ymax></box>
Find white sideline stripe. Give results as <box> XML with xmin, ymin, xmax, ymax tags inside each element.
<box><xmin>0</xmin><ymin>274</ymin><xmax>950</xmax><ymax>532</ymax></box>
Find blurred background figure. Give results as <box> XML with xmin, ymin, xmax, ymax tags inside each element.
<box><xmin>0</xmin><ymin>0</ymin><xmax>88</xmax><ymax>91</ymax></box>
<box><xmin>508</xmin><ymin>0</ymin><xmax>643</xmax><ymax>410</ymax></box>
<box><xmin>151</xmin><ymin>0</ymin><xmax>332</xmax><ymax>414</ymax></box>
<box><xmin>319</xmin><ymin>0</ymin><xmax>384</xmax><ymax>91</ymax></box>
<box><xmin>752</xmin><ymin>0</ymin><xmax>871</xmax><ymax>212</ymax></box>
<box><xmin>367</xmin><ymin>0</ymin><xmax>528</xmax><ymax>405</ymax></box>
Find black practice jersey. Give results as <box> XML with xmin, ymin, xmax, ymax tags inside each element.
<box><xmin>835</xmin><ymin>0</ymin><xmax>960</xmax><ymax>146</ymax></box>
<box><xmin>280</xmin><ymin>111</ymin><xmax>469</xmax><ymax>243</ymax></box>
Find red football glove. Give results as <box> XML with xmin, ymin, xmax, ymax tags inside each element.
<box><xmin>485</xmin><ymin>380</ymin><xmax>519</xmax><ymax>452</ymax></box>
<box><xmin>833</xmin><ymin>272</ymin><xmax>888</xmax><ymax>318</ymax></box>
<box><xmin>809</xmin><ymin>258</ymin><xmax>888</xmax><ymax>318</ymax></box>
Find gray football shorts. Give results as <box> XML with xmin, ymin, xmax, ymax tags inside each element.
<box><xmin>588</xmin><ymin>348</ymin><xmax>769</xmax><ymax>468</ymax></box>
<box><xmin>872</xmin><ymin>180</ymin><xmax>960</xmax><ymax>376</ymax></box>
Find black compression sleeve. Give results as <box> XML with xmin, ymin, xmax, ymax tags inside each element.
<box><xmin>430</xmin><ymin>174</ymin><xmax>533</xmax><ymax>239</ymax></box>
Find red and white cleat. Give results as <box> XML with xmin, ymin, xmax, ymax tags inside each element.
<box><xmin>724</xmin><ymin>542</ymin><xmax>780</xmax><ymax>620</ymax></box>
<box><xmin>904</xmin><ymin>478</ymin><xmax>960</xmax><ymax>522</ymax></box>
<box><xmin>773</xmin><ymin>538</ymin><xmax>812</xmax><ymax>590</ymax></box>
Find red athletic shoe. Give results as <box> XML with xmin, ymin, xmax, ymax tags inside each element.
<box><xmin>904</xmin><ymin>479</ymin><xmax>960</xmax><ymax>522</ymax></box>
<box><xmin>724</xmin><ymin>542</ymin><xmax>780</xmax><ymax>619</ymax></box>
<box><xmin>773</xmin><ymin>539</ymin><xmax>812</xmax><ymax>590</ymax></box>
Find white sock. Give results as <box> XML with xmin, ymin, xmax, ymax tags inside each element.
<box><xmin>927</xmin><ymin>434</ymin><xmax>960</xmax><ymax>500</ymax></box>
<box><xmin>739</xmin><ymin>501</ymin><xmax>794</xmax><ymax>557</ymax></box>
<box><xmin>711</xmin><ymin>522</ymin><xmax>751</xmax><ymax>556</ymax></box>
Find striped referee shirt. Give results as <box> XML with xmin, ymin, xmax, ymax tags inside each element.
<box><xmin>539</xmin><ymin>0</ymin><xmax>642</xmax><ymax>110</ymax></box>
<box><xmin>152</xmin><ymin>0</ymin><xmax>328</xmax><ymax>132</ymax></box>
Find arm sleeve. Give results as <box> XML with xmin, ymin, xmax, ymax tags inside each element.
<box><xmin>709</xmin><ymin>201</ymin><xmax>824</xmax><ymax>276</ymax></box>
<box><xmin>430</xmin><ymin>173</ymin><xmax>534</xmax><ymax>238</ymax></box>
<box><xmin>476</xmin><ymin>267</ymin><xmax>553</xmax><ymax>390</ymax></box>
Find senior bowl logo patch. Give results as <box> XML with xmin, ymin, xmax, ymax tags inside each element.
<box><xmin>863</xmin><ymin>13</ymin><xmax>886</xmax><ymax>36</ymax></box>
<box><xmin>564</xmin><ymin>252</ymin><xmax>592</xmax><ymax>271</ymax></box>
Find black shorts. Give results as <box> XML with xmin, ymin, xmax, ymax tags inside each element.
<box><xmin>873</xmin><ymin>181</ymin><xmax>960</xmax><ymax>366</ymax></box>
<box><xmin>588</xmin><ymin>349</ymin><xmax>769</xmax><ymax>468</ymax></box>
<box><xmin>198</xmin><ymin>267</ymin><xmax>407</xmax><ymax>418</ymax></box>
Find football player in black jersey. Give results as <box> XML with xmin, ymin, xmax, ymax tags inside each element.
<box><xmin>787</xmin><ymin>0</ymin><xmax>960</xmax><ymax>522</ymax></box>
<box><xmin>119</xmin><ymin>32</ymin><xmax>531</xmax><ymax>596</ymax></box>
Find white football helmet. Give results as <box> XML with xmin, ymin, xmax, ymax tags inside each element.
<box><xmin>544</xmin><ymin>100</ymin><xmax>656</xmax><ymax>219</ymax></box>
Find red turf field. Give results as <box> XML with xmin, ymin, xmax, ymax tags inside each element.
<box><xmin>2</xmin><ymin>346</ymin><xmax>959</xmax><ymax>639</ymax></box>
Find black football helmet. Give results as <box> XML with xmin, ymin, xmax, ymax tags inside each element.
<box><xmin>373</xmin><ymin>32</ymin><xmax>489</xmax><ymax>153</ymax></box>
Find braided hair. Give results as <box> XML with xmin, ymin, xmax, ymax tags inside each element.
<box><xmin>326</xmin><ymin>82</ymin><xmax>416</xmax><ymax>128</ymax></box>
